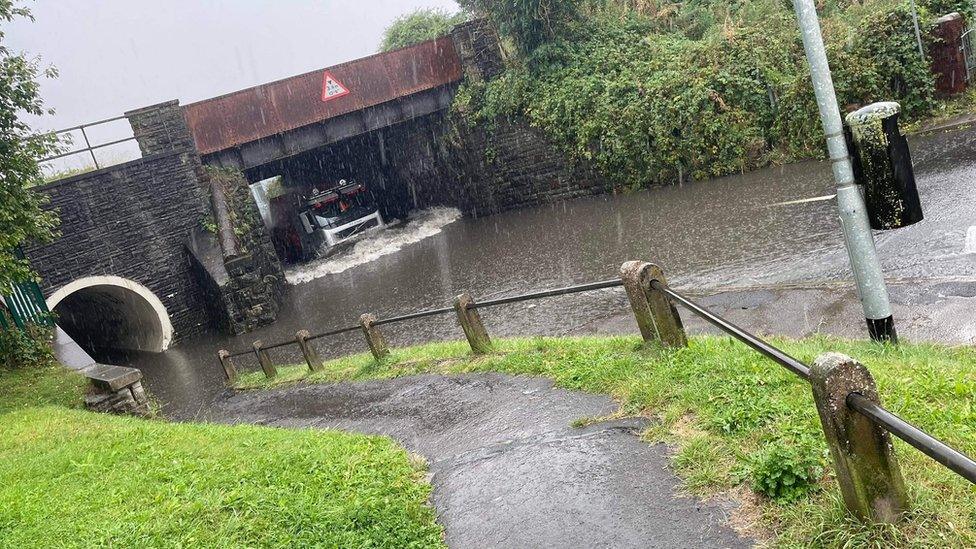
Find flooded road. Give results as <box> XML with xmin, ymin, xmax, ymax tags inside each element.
<box><xmin>125</xmin><ymin>127</ymin><xmax>976</xmax><ymax>418</ymax></box>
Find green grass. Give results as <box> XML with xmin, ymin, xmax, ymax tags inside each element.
<box><xmin>0</xmin><ymin>364</ymin><xmax>444</xmax><ymax>547</ymax></box>
<box><xmin>237</xmin><ymin>335</ymin><xmax>976</xmax><ymax>547</ymax></box>
<box><xmin>0</xmin><ymin>362</ymin><xmax>87</xmax><ymax>413</ymax></box>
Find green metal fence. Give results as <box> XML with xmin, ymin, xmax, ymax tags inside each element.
<box><xmin>0</xmin><ymin>279</ymin><xmax>53</xmax><ymax>331</ymax></box>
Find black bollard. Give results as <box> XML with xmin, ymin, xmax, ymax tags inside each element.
<box><xmin>845</xmin><ymin>102</ymin><xmax>923</xmax><ymax>231</ymax></box>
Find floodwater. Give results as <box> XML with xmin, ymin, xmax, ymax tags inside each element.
<box><xmin>120</xmin><ymin>127</ymin><xmax>976</xmax><ymax>419</ymax></box>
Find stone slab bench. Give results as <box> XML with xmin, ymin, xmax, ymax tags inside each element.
<box><xmin>80</xmin><ymin>363</ymin><xmax>150</xmax><ymax>416</ymax></box>
<box><xmin>53</xmin><ymin>326</ymin><xmax>150</xmax><ymax>416</ymax></box>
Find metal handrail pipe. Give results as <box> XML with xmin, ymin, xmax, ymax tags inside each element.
<box><xmin>847</xmin><ymin>393</ymin><xmax>976</xmax><ymax>485</ymax></box>
<box><xmin>469</xmin><ymin>279</ymin><xmax>624</xmax><ymax>309</ymax></box>
<box><xmin>261</xmin><ymin>339</ymin><xmax>297</xmax><ymax>352</ymax></box>
<box><xmin>373</xmin><ymin>306</ymin><xmax>455</xmax><ymax>326</ymax></box>
<box><xmin>651</xmin><ymin>280</ymin><xmax>811</xmax><ymax>380</ymax></box>
<box><xmin>40</xmin><ymin>136</ymin><xmax>139</xmax><ymax>163</ymax></box>
<box><xmin>46</xmin><ymin>115</ymin><xmax>129</xmax><ymax>135</ymax></box>
<box><xmin>306</xmin><ymin>324</ymin><xmax>361</xmax><ymax>342</ymax></box>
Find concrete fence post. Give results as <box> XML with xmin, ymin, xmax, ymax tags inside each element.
<box><xmin>217</xmin><ymin>350</ymin><xmax>237</xmax><ymax>382</ymax></box>
<box><xmin>619</xmin><ymin>261</ymin><xmax>687</xmax><ymax>348</ymax></box>
<box><xmin>360</xmin><ymin>313</ymin><xmax>390</xmax><ymax>360</ymax></box>
<box><xmin>810</xmin><ymin>352</ymin><xmax>908</xmax><ymax>524</ymax></box>
<box><xmin>453</xmin><ymin>293</ymin><xmax>492</xmax><ymax>354</ymax></box>
<box><xmin>296</xmin><ymin>330</ymin><xmax>323</xmax><ymax>372</ymax></box>
<box><xmin>252</xmin><ymin>340</ymin><xmax>277</xmax><ymax>379</ymax></box>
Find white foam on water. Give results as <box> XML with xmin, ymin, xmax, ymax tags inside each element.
<box><xmin>966</xmin><ymin>226</ymin><xmax>976</xmax><ymax>254</ymax></box>
<box><xmin>285</xmin><ymin>207</ymin><xmax>462</xmax><ymax>284</ymax></box>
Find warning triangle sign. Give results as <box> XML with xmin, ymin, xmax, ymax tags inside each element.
<box><xmin>321</xmin><ymin>71</ymin><xmax>350</xmax><ymax>102</ymax></box>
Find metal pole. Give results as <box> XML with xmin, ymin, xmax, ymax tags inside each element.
<box><xmin>908</xmin><ymin>0</ymin><xmax>926</xmax><ymax>60</ymax></box>
<box><xmin>791</xmin><ymin>0</ymin><xmax>897</xmax><ymax>343</ymax></box>
<box><xmin>80</xmin><ymin>126</ymin><xmax>99</xmax><ymax>169</ymax></box>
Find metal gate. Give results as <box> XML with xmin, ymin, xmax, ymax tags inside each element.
<box><xmin>0</xmin><ymin>279</ymin><xmax>52</xmax><ymax>331</ymax></box>
<box><xmin>0</xmin><ymin>249</ymin><xmax>53</xmax><ymax>331</ymax></box>
<box><xmin>962</xmin><ymin>27</ymin><xmax>976</xmax><ymax>82</ymax></box>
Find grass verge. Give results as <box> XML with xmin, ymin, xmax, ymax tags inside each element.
<box><xmin>0</xmin><ymin>365</ymin><xmax>444</xmax><ymax>547</ymax></box>
<box><xmin>236</xmin><ymin>335</ymin><xmax>976</xmax><ymax>547</ymax></box>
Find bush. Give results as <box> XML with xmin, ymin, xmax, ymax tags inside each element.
<box><xmin>0</xmin><ymin>324</ymin><xmax>55</xmax><ymax>370</ymax></box>
<box><xmin>380</xmin><ymin>8</ymin><xmax>467</xmax><ymax>52</ymax></box>
<box><xmin>749</xmin><ymin>435</ymin><xmax>825</xmax><ymax>502</ymax></box>
<box><xmin>460</xmin><ymin>0</ymin><xmax>941</xmax><ymax>188</ymax></box>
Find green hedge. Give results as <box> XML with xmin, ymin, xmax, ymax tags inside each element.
<box><xmin>460</xmin><ymin>0</ymin><xmax>953</xmax><ymax>188</ymax></box>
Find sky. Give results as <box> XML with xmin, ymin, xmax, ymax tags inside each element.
<box><xmin>7</xmin><ymin>0</ymin><xmax>461</xmax><ymax>134</ymax></box>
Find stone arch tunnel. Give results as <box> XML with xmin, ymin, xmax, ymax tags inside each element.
<box><xmin>48</xmin><ymin>276</ymin><xmax>174</xmax><ymax>353</ymax></box>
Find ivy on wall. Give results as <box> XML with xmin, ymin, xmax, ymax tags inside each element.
<box><xmin>458</xmin><ymin>0</ymin><xmax>952</xmax><ymax>188</ymax></box>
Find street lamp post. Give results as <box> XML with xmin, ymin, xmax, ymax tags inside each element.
<box><xmin>791</xmin><ymin>0</ymin><xmax>898</xmax><ymax>343</ymax></box>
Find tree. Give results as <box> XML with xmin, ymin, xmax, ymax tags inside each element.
<box><xmin>379</xmin><ymin>8</ymin><xmax>468</xmax><ymax>52</ymax></box>
<box><xmin>0</xmin><ymin>1</ymin><xmax>60</xmax><ymax>287</ymax></box>
<box><xmin>456</xmin><ymin>0</ymin><xmax>582</xmax><ymax>54</ymax></box>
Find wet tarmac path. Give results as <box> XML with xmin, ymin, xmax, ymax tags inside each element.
<box><xmin>208</xmin><ymin>374</ymin><xmax>750</xmax><ymax>548</ymax></box>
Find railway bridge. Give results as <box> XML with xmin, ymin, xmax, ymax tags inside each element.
<box><xmin>25</xmin><ymin>20</ymin><xmax>605</xmax><ymax>356</ymax></box>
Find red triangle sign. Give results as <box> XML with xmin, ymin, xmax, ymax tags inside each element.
<box><xmin>321</xmin><ymin>71</ymin><xmax>350</xmax><ymax>102</ymax></box>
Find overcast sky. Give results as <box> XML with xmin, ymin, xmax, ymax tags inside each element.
<box><xmin>8</xmin><ymin>0</ymin><xmax>460</xmax><ymax>133</ymax></box>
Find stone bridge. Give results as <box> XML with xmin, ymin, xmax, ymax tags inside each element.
<box><xmin>26</xmin><ymin>20</ymin><xmax>607</xmax><ymax>355</ymax></box>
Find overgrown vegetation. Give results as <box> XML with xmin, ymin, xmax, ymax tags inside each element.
<box><xmin>0</xmin><ymin>323</ymin><xmax>55</xmax><ymax>370</ymax></box>
<box><xmin>456</xmin><ymin>0</ymin><xmax>971</xmax><ymax>188</ymax></box>
<box><xmin>205</xmin><ymin>166</ymin><xmax>259</xmax><ymax>253</ymax></box>
<box><xmin>237</xmin><ymin>335</ymin><xmax>976</xmax><ymax>547</ymax></box>
<box><xmin>380</xmin><ymin>8</ymin><xmax>467</xmax><ymax>52</ymax></box>
<box><xmin>0</xmin><ymin>1</ymin><xmax>60</xmax><ymax>287</ymax></box>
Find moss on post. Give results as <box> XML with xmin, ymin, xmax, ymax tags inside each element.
<box><xmin>360</xmin><ymin>313</ymin><xmax>390</xmax><ymax>360</ymax></box>
<box><xmin>453</xmin><ymin>293</ymin><xmax>492</xmax><ymax>354</ymax></box>
<box><xmin>619</xmin><ymin>261</ymin><xmax>687</xmax><ymax>348</ymax></box>
<box><xmin>295</xmin><ymin>330</ymin><xmax>323</xmax><ymax>372</ymax></box>
<box><xmin>810</xmin><ymin>352</ymin><xmax>908</xmax><ymax>523</ymax></box>
<box><xmin>217</xmin><ymin>349</ymin><xmax>237</xmax><ymax>382</ymax></box>
<box><xmin>252</xmin><ymin>340</ymin><xmax>277</xmax><ymax>379</ymax></box>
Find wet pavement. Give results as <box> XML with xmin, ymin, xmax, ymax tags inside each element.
<box><xmin>208</xmin><ymin>373</ymin><xmax>750</xmax><ymax>548</ymax></box>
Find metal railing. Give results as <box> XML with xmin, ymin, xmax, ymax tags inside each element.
<box><xmin>222</xmin><ymin>278</ymin><xmax>624</xmax><ymax>359</ymax></box>
<box><xmin>218</xmin><ymin>262</ymin><xmax>975</xmax><ymax>499</ymax></box>
<box><xmin>39</xmin><ymin>115</ymin><xmax>137</xmax><ymax>170</ymax></box>
<box><xmin>651</xmin><ymin>280</ymin><xmax>976</xmax><ymax>485</ymax></box>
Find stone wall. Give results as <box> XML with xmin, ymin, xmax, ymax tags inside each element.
<box><xmin>27</xmin><ymin>152</ymin><xmax>213</xmax><ymax>342</ymax></box>
<box><xmin>448</xmin><ymin>117</ymin><xmax>609</xmax><ymax>216</ymax></box>
<box><xmin>126</xmin><ymin>100</ymin><xmax>200</xmax><ymax>157</ymax></box>
<box><xmin>930</xmin><ymin>13</ymin><xmax>968</xmax><ymax>97</ymax></box>
<box><xmin>130</xmin><ymin>101</ymin><xmax>285</xmax><ymax>336</ymax></box>
<box><xmin>445</xmin><ymin>20</ymin><xmax>610</xmax><ymax>216</ymax></box>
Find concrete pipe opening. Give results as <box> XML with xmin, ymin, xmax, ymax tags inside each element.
<box><xmin>47</xmin><ymin>276</ymin><xmax>174</xmax><ymax>354</ymax></box>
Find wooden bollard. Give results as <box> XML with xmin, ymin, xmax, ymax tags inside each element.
<box><xmin>454</xmin><ymin>293</ymin><xmax>492</xmax><ymax>354</ymax></box>
<box><xmin>619</xmin><ymin>261</ymin><xmax>687</xmax><ymax>348</ymax></box>
<box><xmin>296</xmin><ymin>330</ymin><xmax>323</xmax><ymax>372</ymax></box>
<box><xmin>252</xmin><ymin>340</ymin><xmax>277</xmax><ymax>379</ymax></box>
<box><xmin>217</xmin><ymin>349</ymin><xmax>237</xmax><ymax>382</ymax></box>
<box><xmin>359</xmin><ymin>313</ymin><xmax>390</xmax><ymax>360</ymax></box>
<box><xmin>811</xmin><ymin>352</ymin><xmax>907</xmax><ymax>523</ymax></box>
